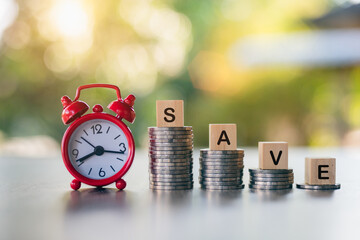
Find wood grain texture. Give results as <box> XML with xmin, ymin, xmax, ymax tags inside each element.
<box><xmin>305</xmin><ymin>157</ymin><xmax>336</xmax><ymax>185</ymax></box>
<box><xmin>156</xmin><ymin>100</ymin><xmax>184</xmax><ymax>127</ymax></box>
<box><xmin>259</xmin><ymin>142</ymin><xmax>288</xmax><ymax>169</ymax></box>
<box><xmin>209</xmin><ymin>124</ymin><xmax>237</xmax><ymax>150</ymax></box>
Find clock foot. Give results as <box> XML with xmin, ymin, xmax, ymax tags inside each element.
<box><xmin>116</xmin><ymin>179</ymin><xmax>126</xmax><ymax>190</ymax></box>
<box><xmin>70</xmin><ymin>179</ymin><xmax>81</xmax><ymax>190</ymax></box>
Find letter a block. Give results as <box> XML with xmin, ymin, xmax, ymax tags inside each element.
<box><xmin>209</xmin><ymin>124</ymin><xmax>237</xmax><ymax>150</ymax></box>
<box><xmin>259</xmin><ymin>142</ymin><xmax>288</xmax><ymax>169</ymax></box>
<box><xmin>156</xmin><ymin>100</ymin><xmax>184</xmax><ymax>127</ymax></box>
<box><xmin>305</xmin><ymin>158</ymin><xmax>336</xmax><ymax>185</ymax></box>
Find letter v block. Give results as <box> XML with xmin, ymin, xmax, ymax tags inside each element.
<box><xmin>156</xmin><ymin>100</ymin><xmax>184</xmax><ymax>127</ymax></box>
<box><xmin>259</xmin><ymin>142</ymin><xmax>288</xmax><ymax>169</ymax></box>
<box><xmin>209</xmin><ymin>124</ymin><xmax>237</xmax><ymax>150</ymax></box>
<box><xmin>305</xmin><ymin>157</ymin><xmax>336</xmax><ymax>185</ymax></box>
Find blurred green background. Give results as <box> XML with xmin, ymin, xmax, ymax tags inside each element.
<box><xmin>1</xmin><ymin>0</ymin><xmax>360</xmax><ymax>154</ymax></box>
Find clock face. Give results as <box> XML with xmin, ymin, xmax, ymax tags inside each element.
<box><xmin>67</xmin><ymin>119</ymin><xmax>129</xmax><ymax>180</ymax></box>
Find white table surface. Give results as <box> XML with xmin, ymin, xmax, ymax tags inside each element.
<box><xmin>0</xmin><ymin>147</ymin><xmax>356</xmax><ymax>240</ymax></box>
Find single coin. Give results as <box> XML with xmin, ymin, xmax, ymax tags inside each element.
<box><xmin>149</xmin><ymin>181</ymin><xmax>194</xmax><ymax>186</ymax></box>
<box><xmin>149</xmin><ymin>146</ymin><xmax>193</xmax><ymax>151</ymax></box>
<box><xmin>148</xmin><ymin>126</ymin><xmax>193</xmax><ymax>131</ymax></box>
<box><xmin>149</xmin><ymin>154</ymin><xmax>192</xmax><ymax>159</ymax></box>
<box><xmin>296</xmin><ymin>183</ymin><xmax>341</xmax><ymax>190</ymax></box>
<box><xmin>200</xmin><ymin>185</ymin><xmax>245</xmax><ymax>190</ymax></box>
<box><xmin>200</xmin><ymin>180</ymin><xmax>243</xmax><ymax>186</ymax></box>
<box><xmin>250</xmin><ymin>176</ymin><xmax>294</xmax><ymax>182</ymax></box>
<box><xmin>200</xmin><ymin>173</ymin><xmax>243</xmax><ymax>178</ymax></box>
<box><xmin>149</xmin><ymin>150</ymin><xmax>193</xmax><ymax>155</ymax></box>
<box><xmin>149</xmin><ymin>134</ymin><xmax>193</xmax><ymax>139</ymax></box>
<box><xmin>249</xmin><ymin>173</ymin><xmax>294</xmax><ymax>178</ymax></box>
<box><xmin>200</xmin><ymin>158</ymin><xmax>243</xmax><ymax>163</ymax></box>
<box><xmin>150</xmin><ymin>185</ymin><xmax>193</xmax><ymax>190</ymax></box>
<box><xmin>150</xmin><ymin>177</ymin><xmax>193</xmax><ymax>182</ymax></box>
<box><xmin>199</xmin><ymin>177</ymin><xmax>243</xmax><ymax>182</ymax></box>
<box><xmin>150</xmin><ymin>169</ymin><xmax>192</xmax><ymax>174</ymax></box>
<box><xmin>249</xmin><ymin>184</ymin><xmax>292</xmax><ymax>190</ymax></box>
<box><xmin>149</xmin><ymin>173</ymin><xmax>193</xmax><ymax>178</ymax></box>
<box><xmin>200</xmin><ymin>149</ymin><xmax>244</xmax><ymax>154</ymax></box>
<box><xmin>150</xmin><ymin>165</ymin><xmax>192</xmax><ymax>171</ymax></box>
<box><xmin>149</xmin><ymin>138</ymin><xmax>193</xmax><ymax>143</ymax></box>
<box><xmin>149</xmin><ymin>142</ymin><xmax>193</xmax><ymax>147</ymax></box>
<box><xmin>200</xmin><ymin>165</ymin><xmax>243</xmax><ymax>170</ymax></box>
<box><xmin>200</xmin><ymin>168</ymin><xmax>243</xmax><ymax>174</ymax></box>
<box><xmin>200</xmin><ymin>153</ymin><xmax>244</xmax><ymax>160</ymax></box>
<box><xmin>149</xmin><ymin>158</ymin><xmax>193</xmax><ymax>163</ymax></box>
<box><xmin>249</xmin><ymin>169</ymin><xmax>293</xmax><ymax>174</ymax></box>
<box><xmin>148</xmin><ymin>131</ymin><xmax>193</xmax><ymax>136</ymax></box>
<box><xmin>249</xmin><ymin>181</ymin><xmax>293</xmax><ymax>186</ymax></box>
<box><xmin>150</xmin><ymin>162</ymin><xmax>193</xmax><ymax>167</ymax></box>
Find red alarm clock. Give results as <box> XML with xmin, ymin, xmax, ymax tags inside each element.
<box><xmin>61</xmin><ymin>84</ymin><xmax>136</xmax><ymax>190</ymax></box>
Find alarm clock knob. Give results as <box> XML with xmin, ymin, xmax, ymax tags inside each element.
<box><xmin>61</xmin><ymin>96</ymin><xmax>89</xmax><ymax>124</ymax></box>
<box><xmin>92</xmin><ymin>104</ymin><xmax>103</xmax><ymax>113</ymax></box>
<box><xmin>108</xmin><ymin>94</ymin><xmax>136</xmax><ymax>123</ymax></box>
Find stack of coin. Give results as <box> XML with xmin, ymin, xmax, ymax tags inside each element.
<box><xmin>148</xmin><ymin>127</ymin><xmax>193</xmax><ymax>191</ymax></box>
<box><xmin>199</xmin><ymin>149</ymin><xmax>245</xmax><ymax>190</ymax></box>
<box><xmin>248</xmin><ymin>169</ymin><xmax>294</xmax><ymax>190</ymax></box>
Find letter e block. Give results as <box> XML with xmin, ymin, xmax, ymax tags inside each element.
<box><xmin>259</xmin><ymin>142</ymin><xmax>288</xmax><ymax>169</ymax></box>
<box><xmin>305</xmin><ymin>158</ymin><xmax>336</xmax><ymax>185</ymax></box>
<box><xmin>209</xmin><ymin>124</ymin><xmax>237</xmax><ymax>150</ymax></box>
<box><xmin>156</xmin><ymin>100</ymin><xmax>184</xmax><ymax>127</ymax></box>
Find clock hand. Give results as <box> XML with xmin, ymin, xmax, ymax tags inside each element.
<box><xmin>81</xmin><ymin>137</ymin><xmax>96</xmax><ymax>148</ymax></box>
<box><xmin>103</xmin><ymin>150</ymin><xmax>125</xmax><ymax>154</ymax></box>
<box><xmin>76</xmin><ymin>151</ymin><xmax>96</xmax><ymax>162</ymax></box>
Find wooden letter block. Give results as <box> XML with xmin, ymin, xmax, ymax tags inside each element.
<box><xmin>305</xmin><ymin>158</ymin><xmax>336</xmax><ymax>185</ymax></box>
<box><xmin>259</xmin><ymin>142</ymin><xmax>288</xmax><ymax>169</ymax></box>
<box><xmin>209</xmin><ymin>124</ymin><xmax>237</xmax><ymax>150</ymax></box>
<box><xmin>156</xmin><ymin>100</ymin><xmax>184</xmax><ymax>127</ymax></box>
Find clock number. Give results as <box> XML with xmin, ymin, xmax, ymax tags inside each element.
<box><xmin>72</xmin><ymin>149</ymin><xmax>79</xmax><ymax>158</ymax></box>
<box><xmin>91</xmin><ymin>124</ymin><xmax>103</xmax><ymax>134</ymax></box>
<box><xmin>99</xmin><ymin>168</ymin><xmax>106</xmax><ymax>177</ymax></box>
<box><xmin>119</xmin><ymin>143</ymin><xmax>126</xmax><ymax>152</ymax></box>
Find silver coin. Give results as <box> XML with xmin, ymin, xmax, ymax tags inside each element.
<box><xmin>149</xmin><ymin>158</ymin><xmax>193</xmax><ymax>163</ymax></box>
<box><xmin>149</xmin><ymin>134</ymin><xmax>193</xmax><ymax>139</ymax></box>
<box><xmin>249</xmin><ymin>169</ymin><xmax>293</xmax><ymax>174</ymax></box>
<box><xmin>149</xmin><ymin>130</ymin><xmax>193</xmax><ymax>136</ymax></box>
<box><xmin>200</xmin><ymin>158</ymin><xmax>243</xmax><ymax>163</ymax></box>
<box><xmin>149</xmin><ymin>154</ymin><xmax>192</xmax><ymax>159</ymax></box>
<box><xmin>200</xmin><ymin>173</ymin><xmax>243</xmax><ymax>178</ymax></box>
<box><xmin>150</xmin><ymin>169</ymin><xmax>192</xmax><ymax>174</ymax></box>
<box><xmin>150</xmin><ymin>161</ymin><xmax>193</xmax><ymax>167</ymax></box>
<box><xmin>200</xmin><ymin>168</ymin><xmax>243</xmax><ymax>174</ymax></box>
<box><xmin>250</xmin><ymin>176</ymin><xmax>294</xmax><ymax>182</ymax></box>
<box><xmin>149</xmin><ymin>146</ymin><xmax>193</xmax><ymax>151</ymax></box>
<box><xmin>149</xmin><ymin>138</ymin><xmax>193</xmax><ymax>143</ymax></box>
<box><xmin>200</xmin><ymin>185</ymin><xmax>245</xmax><ymax>190</ymax></box>
<box><xmin>150</xmin><ymin>177</ymin><xmax>193</xmax><ymax>182</ymax></box>
<box><xmin>149</xmin><ymin>181</ymin><xmax>193</xmax><ymax>186</ymax></box>
<box><xmin>150</xmin><ymin>166</ymin><xmax>192</xmax><ymax>171</ymax></box>
<box><xmin>201</xmin><ymin>154</ymin><xmax>244</xmax><ymax>158</ymax></box>
<box><xmin>249</xmin><ymin>184</ymin><xmax>292</xmax><ymax>190</ymax></box>
<box><xmin>149</xmin><ymin>150</ymin><xmax>193</xmax><ymax>155</ymax></box>
<box><xmin>149</xmin><ymin>173</ymin><xmax>192</xmax><ymax>178</ymax></box>
<box><xmin>149</xmin><ymin>141</ymin><xmax>193</xmax><ymax>147</ymax></box>
<box><xmin>150</xmin><ymin>185</ymin><xmax>193</xmax><ymax>190</ymax></box>
<box><xmin>148</xmin><ymin>126</ymin><xmax>193</xmax><ymax>131</ymax></box>
<box><xmin>199</xmin><ymin>177</ymin><xmax>243</xmax><ymax>182</ymax></box>
<box><xmin>249</xmin><ymin>181</ymin><xmax>293</xmax><ymax>186</ymax></box>
<box><xmin>249</xmin><ymin>173</ymin><xmax>294</xmax><ymax>178</ymax></box>
<box><xmin>296</xmin><ymin>183</ymin><xmax>341</xmax><ymax>190</ymax></box>
<box><xmin>200</xmin><ymin>165</ymin><xmax>243</xmax><ymax>170</ymax></box>
<box><xmin>200</xmin><ymin>180</ymin><xmax>243</xmax><ymax>186</ymax></box>
<box><xmin>200</xmin><ymin>149</ymin><xmax>244</xmax><ymax>154</ymax></box>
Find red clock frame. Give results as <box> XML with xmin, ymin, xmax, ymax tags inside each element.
<box><xmin>61</xmin><ymin>112</ymin><xmax>135</xmax><ymax>187</ymax></box>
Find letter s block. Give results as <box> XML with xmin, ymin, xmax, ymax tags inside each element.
<box><xmin>209</xmin><ymin>124</ymin><xmax>237</xmax><ymax>150</ymax></box>
<box><xmin>305</xmin><ymin>157</ymin><xmax>336</xmax><ymax>185</ymax></box>
<box><xmin>259</xmin><ymin>142</ymin><xmax>288</xmax><ymax>169</ymax></box>
<box><xmin>156</xmin><ymin>100</ymin><xmax>184</xmax><ymax>127</ymax></box>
